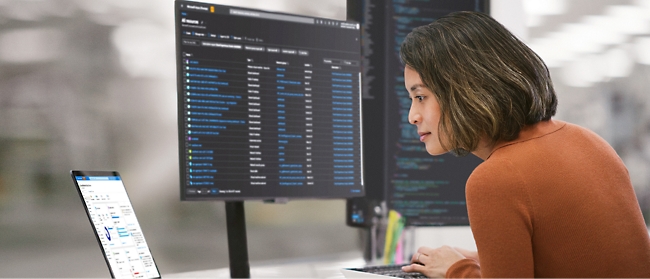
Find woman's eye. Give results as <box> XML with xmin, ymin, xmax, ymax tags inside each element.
<box><xmin>409</xmin><ymin>96</ymin><xmax>424</xmax><ymax>102</ymax></box>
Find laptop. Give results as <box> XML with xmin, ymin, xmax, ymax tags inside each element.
<box><xmin>71</xmin><ymin>170</ymin><xmax>162</xmax><ymax>279</ymax></box>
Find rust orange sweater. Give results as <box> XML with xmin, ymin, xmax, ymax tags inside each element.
<box><xmin>447</xmin><ymin>120</ymin><xmax>650</xmax><ymax>278</ymax></box>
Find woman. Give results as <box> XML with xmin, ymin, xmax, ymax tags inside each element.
<box><xmin>399</xmin><ymin>11</ymin><xmax>650</xmax><ymax>278</ymax></box>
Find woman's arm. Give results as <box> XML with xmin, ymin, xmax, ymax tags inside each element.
<box><xmin>462</xmin><ymin>159</ymin><xmax>535</xmax><ymax>277</ymax></box>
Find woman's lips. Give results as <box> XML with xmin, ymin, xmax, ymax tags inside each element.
<box><xmin>419</xmin><ymin>132</ymin><xmax>431</xmax><ymax>142</ymax></box>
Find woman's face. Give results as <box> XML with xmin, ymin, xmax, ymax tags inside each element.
<box><xmin>404</xmin><ymin>66</ymin><xmax>447</xmax><ymax>155</ymax></box>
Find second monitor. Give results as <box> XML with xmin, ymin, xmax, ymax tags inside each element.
<box><xmin>176</xmin><ymin>1</ymin><xmax>365</xmax><ymax>201</ymax></box>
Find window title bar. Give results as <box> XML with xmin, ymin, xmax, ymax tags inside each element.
<box><xmin>75</xmin><ymin>176</ymin><xmax>121</xmax><ymax>181</ymax></box>
<box><xmin>178</xmin><ymin>1</ymin><xmax>358</xmax><ymax>29</ymax></box>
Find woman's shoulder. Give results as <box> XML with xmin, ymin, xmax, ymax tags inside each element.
<box><xmin>466</xmin><ymin>157</ymin><xmax>524</xmax><ymax>195</ymax></box>
<box><xmin>553</xmin><ymin>120</ymin><xmax>619</xmax><ymax>156</ymax></box>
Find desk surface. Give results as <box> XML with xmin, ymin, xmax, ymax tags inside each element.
<box><xmin>166</xmin><ymin>251</ymin><xmax>367</xmax><ymax>278</ymax></box>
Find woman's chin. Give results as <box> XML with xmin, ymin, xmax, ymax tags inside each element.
<box><xmin>425</xmin><ymin>145</ymin><xmax>447</xmax><ymax>156</ymax></box>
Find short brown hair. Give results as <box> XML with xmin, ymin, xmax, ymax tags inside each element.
<box><xmin>400</xmin><ymin>11</ymin><xmax>557</xmax><ymax>156</ymax></box>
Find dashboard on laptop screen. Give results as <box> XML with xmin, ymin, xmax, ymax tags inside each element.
<box><xmin>73</xmin><ymin>173</ymin><xmax>160</xmax><ymax>279</ymax></box>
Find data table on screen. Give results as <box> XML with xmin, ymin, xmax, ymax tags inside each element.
<box><xmin>176</xmin><ymin>2</ymin><xmax>365</xmax><ymax>200</ymax></box>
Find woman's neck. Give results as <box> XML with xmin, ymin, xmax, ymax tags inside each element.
<box><xmin>471</xmin><ymin>137</ymin><xmax>497</xmax><ymax>161</ymax></box>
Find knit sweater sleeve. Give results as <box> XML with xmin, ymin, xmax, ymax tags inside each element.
<box><xmin>446</xmin><ymin>259</ymin><xmax>480</xmax><ymax>278</ymax></box>
<box><xmin>448</xmin><ymin>158</ymin><xmax>535</xmax><ymax>278</ymax></box>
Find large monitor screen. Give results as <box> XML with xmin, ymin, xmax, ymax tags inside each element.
<box><xmin>385</xmin><ymin>0</ymin><xmax>487</xmax><ymax>226</ymax></box>
<box><xmin>346</xmin><ymin>0</ymin><xmax>487</xmax><ymax>227</ymax></box>
<box><xmin>175</xmin><ymin>1</ymin><xmax>364</xmax><ymax>200</ymax></box>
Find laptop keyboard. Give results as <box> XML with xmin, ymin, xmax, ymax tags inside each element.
<box><xmin>348</xmin><ymin>264</ymin><xmax>428</xmax><ymax>278</ymax></box>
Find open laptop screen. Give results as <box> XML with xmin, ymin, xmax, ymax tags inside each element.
<box><xmin>71</xmin><ymin>170</ymin><xmax>161</xmax><ymax>279</ymax></box>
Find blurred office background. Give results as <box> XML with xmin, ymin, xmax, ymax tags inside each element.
<box><xmin>0</xmin><ymin>0</ymin><xmax>649</xmax><ymax>277</ymax></box>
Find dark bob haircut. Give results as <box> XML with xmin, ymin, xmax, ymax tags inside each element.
<box><xmin>400</xmin><ymin>11</ymin><xmax>557</xmax><ymax>156</ymax></box>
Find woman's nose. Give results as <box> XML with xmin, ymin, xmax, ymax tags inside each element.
<box><xmin>408</xmin><ymin>107</ymin><xmax>420</xmax><ymax>125</ymax></box>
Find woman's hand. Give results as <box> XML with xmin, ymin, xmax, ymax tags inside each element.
<box><xmin>401</xmin><ymin>246</ymin><xmax>467</xmax><ymax>278</ymax></box>
<box><xmin>453</xmin><ymin>247</ymin><xmax>479</xmax><ymax>263</ymax></box>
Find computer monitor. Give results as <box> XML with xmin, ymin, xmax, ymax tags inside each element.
<box><xmin>176</xmin><ymin>1</ymin><xmax>364</xmax><ymax>201</ymax></box>
<box><xmin>347</xmin><ymin>0</ymin><xmax>488</xmax><ymax>228</ymax></box>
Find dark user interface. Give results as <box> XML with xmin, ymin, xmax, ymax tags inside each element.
<box><xmin>385</xmin><ymin>0</ymin><xmax>485</xmax><ymax>225</ymax></box>
<box><xmin>176</xmin><ymin>1</ymin><xmax>364</xmax><ymax>200</ymax></box>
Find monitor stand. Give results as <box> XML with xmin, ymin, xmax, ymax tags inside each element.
<box><xmin>225</xmin><ymin>201</ymin><xmax>250</xmax><ymax>278</ymax></box>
